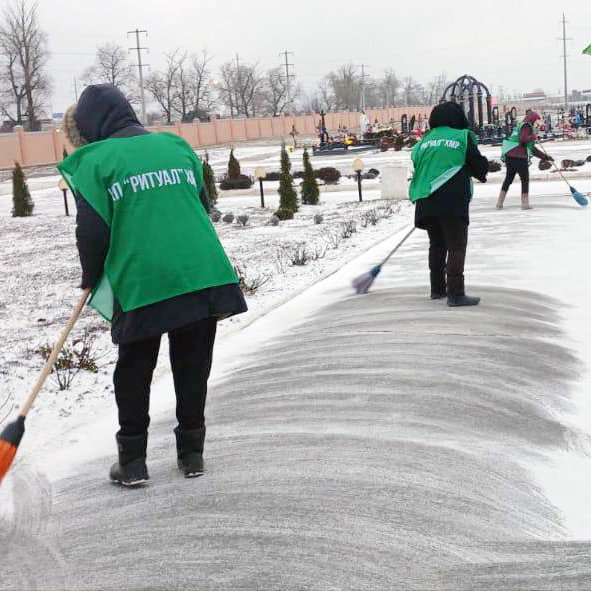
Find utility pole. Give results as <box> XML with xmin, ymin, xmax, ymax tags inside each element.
<box><xmin>235</xmin><ymin>53</ymin><xmax>245</xmax><ymax>116</ymax></box>
<box><xmin>560</xmin><ymin>14</ymin><xmax>571</xmax><ymax>111</ymax></box>
<box><xmin>359</xmin><ymin>64</ymin><xmax>370</xmax><ymax>112</ymax></box>
<box><xmin>279</xmin><ymin>51</ymin><xmax>295</xmax><ymax>113</ymax></box>
<box><xmin>128</xmin><ymin>29</ymin><xmax>149</xmax><ymax>124</ymax></box>
<box><xmin>73</xmin><ymin>77</ymin><xmax>79</xmax><ymax>102</ymax></box>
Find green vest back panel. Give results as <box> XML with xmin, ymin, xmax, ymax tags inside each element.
<box><xmin>58</xmin><ymin>133</ymin><xmax>238</xmax><ymax>321</ymax></box>
<box><xmin>409</xmin><ymin>127</ymin><xmax>472</xmax><ymax>202</ymax></box>
<box><xmin>502</xmin><ymin>121</ymin><xmax>534</xmax><ymax>160</ymax></box>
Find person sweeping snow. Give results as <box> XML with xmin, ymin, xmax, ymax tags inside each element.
<box><xmin>409</xmin><ymin>102</ymin><xmax>489</xmax><ymax>307</ymax></box>
<box><xmin>497</xmin><ymin>111</ymin><xmax>553</xmax><ymax>210</ymax></box>
<box><xmin>58</xmin><ymin>85</ymin><xmax>247</xmax><ymax>486</ymax></box>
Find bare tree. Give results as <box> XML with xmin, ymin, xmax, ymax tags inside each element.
<box><xmin>301</xmin><ymin>90</ymin><xmax>324</xmax><ymax>114</ymax></box>
<box><xmin>425</xmin><ymin>73</ymin><xmax>449</xmax><ymax>105</ymax></box>
<box><xmin>325</xmin><ymin>64</ymin><xmax>361</xmax><ymax>112</ymax></box>
<box><xmin>259</xmin><ymin>67</ymin><xmax>290</xmax><ymax>116</ymax></box>
<box><xmin>145</xmin><ymin>51</ymin><xmax>182</xmax><ymax>124</ymax></box>
<box><xmin>187</xmin><ymin>50</ymin><xmax>215</xmax><ymax>120</ymax></box>
<box><xmin>380</xmin><ymin>69</ymin><xmax>401</xmax><ymax>107</ymax></box>
<box><xmin>317</xmin><ymin>78</ymin><xmax>336</xmax><ymax>112</ymax></box>
<box><xmin>217</xmin><ymin>57</ymin><xmax>263</xmax><ymax>118</ymax></box>
<box><xmin>82</xmin><ymin>43</ymin><xmax>136</xmax><ymax>91</ymax></box>
<box><xmin>402</xmin><ymin>76</ymin><xmax>426</xmax><ymax>106</ymax></box>
<box><xmin>173</xmin><ymin>50</ymin><xmax>214</xmax><ymax>122</ymax></box>
<box><xmin>0</xmin><ymin>0</ymin><xmax>50</xmax><ymax>130</ymax></box>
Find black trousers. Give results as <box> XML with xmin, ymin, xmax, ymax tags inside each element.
<box><xmin>423</xmin><ymin>217</ymin><xmax>468</xmax><ymax>297</ymax></box>
<box><xmin>113</xmin><ymin>318</ymin><xmax>217</xmax><ymax>437</ymax></box>
<box><xmin>502</xmin><ymin>156</ymin><xmax>529</xmax><ymax>194</ymax></box>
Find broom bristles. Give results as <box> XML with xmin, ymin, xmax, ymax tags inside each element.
<box><xmin>570</xmin><ymin>187</ymin><xmax>589</xmax><ymax>207</ymax></box>
<box><xmin>0</xmin><ymin>416</ymin><xmax>25</xmax><ymax>484</ymax></box>
<box><xmin>352</xmin><ymin>265</ymin><xmax>382</xmax><ymax>295</ymax></box>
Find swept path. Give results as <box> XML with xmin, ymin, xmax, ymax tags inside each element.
<box><xmin>2</xmin><ymin>180</ymin><xmax>591</xmax><ymax>590</ymax></box>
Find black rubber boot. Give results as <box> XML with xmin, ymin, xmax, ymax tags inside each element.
<box><xmin>447</xmin><ymin>295</ymin><xmax>481</xmax><ymax>307</ymax></box>
<box><xmin>430</xmin><ymin>271</ymin><xmax>446</xmax><ymax>300</ymax></box>
<box><xmin>174</xmin><ymin>426</ymin><xmax>205</xmax><ymax>478</ymax></box>
<box><xmin>109</xmin><ymin>433</ymin><xmax>149</xmax><ymax>487</ymax></box>
<box><xmin>446</xmin><ymin>273</ymin><xmax>479</xmax><ymax>307</ymax></box>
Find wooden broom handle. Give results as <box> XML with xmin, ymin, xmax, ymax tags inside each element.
<box><xmin>19</xmin><ymin>288</ymin><xmax>91</xmax><ymax>418</ymax></box>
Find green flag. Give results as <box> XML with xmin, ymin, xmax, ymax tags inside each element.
<box><xmin>583</xmin><ymin>43</ymin><xmax>591</xmax><ymax>56</ymax></box>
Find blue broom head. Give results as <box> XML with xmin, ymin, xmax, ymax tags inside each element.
<box><xmin>570</xmin><ymin>186</ymin><xmax>589</xmax><ymax>207</ymax></box>
<box><xmin>352</xmin><ymin>265</ymin><xmax>382</xmax><ymax>295</ymax></box>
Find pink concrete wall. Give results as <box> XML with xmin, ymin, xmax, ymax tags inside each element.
<box><xmin>245</xmin><ymin>119</ymin><xmax>260</xmax><ymax>140</ymax></box>
<box><xmin>258</xmin><ymin>118</ymin><xmax>273</xmax><ymax>138</ymax></box>
<box><xmin>230</xmin><ymin>119</ymin><xmax>247</xmax><ymax>141</ymax></box>
<box><xmin>0</xmin><ymin>106</ymin><xmax>446</xmax><ymax>169</ymax></box>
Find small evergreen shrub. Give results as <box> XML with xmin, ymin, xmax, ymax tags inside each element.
<box><xmin>268</xmin><ymin>215</ymin><xmax>280</xmax><ymax>226</ymax></box>
<box><xmin>222</xmin><ymin>212</ymin><xmax>235</xmax><ymax>223</ymax></box>
<box><xmin>301</xmin><ymin>149</ymin><xmax>320</xmax><ymax>205</ymax></box>
<box><xmin>203</xmin><ymin>152</ymin><xmax>218</xmax><ymax>205</ymax></box>
<box><xmin>210</xmin><ymin>210</ymin><xmax>222</xmax><ymax>222</ymax></box>
<box><xmin>236</xmin><ymin>214</ymin><xmax>249</xmax><ymax>227</ymax></box>
<box><xmin>275</xmin><ymin>208</ymin><xmax>294</xmax><ymax>220</ymax></box>
<box><xmin>316</xmin><ymin>167</ymin><xmax>341</xmax><ymax>184</ymax></box>
<box><xmin>394</xmin><ymin>135</ymin><xmax>404</xmax><ymax>151</ymax></box>
<box><xmin>228</xmin><ymin>148</ymin><xmax>241</xmax><ymax>178</ymax></box>
<box><xmin>12</xmin><ymin>162</ymin><xmax>34</xmax><ymax>217</ymax></box>
<box><xmin>539</xmin><ymin>160</ymin><xmax>552</xmax><ymax>171</ymax></box>
<box><xmin>313</xmin><ymin>213</ymin><xmax>323</xmax><ymax>224</ymax></box>
<box><xmin>278</xmin><ymin>144</ymin><xmax>298</xmax><ymax>213</ymax></box>
<box><xmin>219</xmin><ymin>175</ymin><xmax>253</xmax><ymax>190</ymax></box>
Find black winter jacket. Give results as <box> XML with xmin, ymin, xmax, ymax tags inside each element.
<box><xmin>72</xmin><ymin>85</ymin><xmax>247</xmax><ymax>344</ymax></box>
<box><xmin>414</xmin><ymin>135</ymin><xmax>488</xmax><ymax>228</ymax></box>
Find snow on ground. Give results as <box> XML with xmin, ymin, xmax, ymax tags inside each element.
<box><xmin>2</xmin><ymin>137</ymin><xmax>591</xmax><ymax>535</ymax></box>
<box><xmin>0</xmin><ymin>162</ymin><xmax>413</xmax><ymax>483</ymax></box>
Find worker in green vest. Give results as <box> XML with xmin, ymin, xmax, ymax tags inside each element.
<box><xmin>497</xmin><ymin>111</ymin><xmax>553</xmax><ymax>210</ymax></box>
<box><xmin>409</xmin><ymin>102</ymin><xmax>489</xmax><ymax>306</ymax></box>
<box><xmin>60</xmin><ymin>85</ymin><xmax>247</xmax><ymax>487</ymax></box>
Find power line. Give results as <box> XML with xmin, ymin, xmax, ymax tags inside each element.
<box><xmin>280</xmin><ymin>51</ymin><xmax>295</xmax><ymax>112</ymax></box>
<box><xmin>127</xmin><ymin>29</ymin><xmax>149</xmax><ymax>124</ymax></box>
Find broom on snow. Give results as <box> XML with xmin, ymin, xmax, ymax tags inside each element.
<box><xmin>536</xmin><ymin>143</ymin><xmax>589</xmax><ymax>207</ymax></box>
<box><xmin>0</xmin><ymin>288</ymin><xmax>90</xmax><ymax>485</ymax></box>
<box><xmin>352</xmin><ymin>227</ymin><xmax>416</xmax><ymax>294</ymax></box>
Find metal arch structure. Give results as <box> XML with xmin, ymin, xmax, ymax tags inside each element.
<box><xmin>440</xmin><ymin>74</ymin><xmax>493</xmax><ymax>132</ymax></box>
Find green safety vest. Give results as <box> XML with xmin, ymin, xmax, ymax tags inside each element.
<box><xmin>58</xmin><ymin>133</ymin><xmax>238</xmax><ymax>321</ymax></box>
<box><xmin>408</xmin><ymin>127</ymin><xmax>474</xmax><ymax>202</ymax></box>
<box><xmin>501</xmin><ymin>121</ymin><xmax>534</xmax><ymax>160</ymax></box>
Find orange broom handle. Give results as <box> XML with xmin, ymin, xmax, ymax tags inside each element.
<box><xmin>19</xmin><ymin>288</ymin><xmax>91</xmax><ymax>418</ymax></box>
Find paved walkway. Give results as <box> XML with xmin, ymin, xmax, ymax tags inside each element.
<box><xmin>2</xmin><ymin>181</ymin><xmax>591</xmax><ymax>590</ymax></box>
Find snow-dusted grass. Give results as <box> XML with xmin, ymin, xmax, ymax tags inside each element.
<box><xmin>0</xmin><ymin>175</ymin><xmax>412</xmax><ymax>462</ymax></box>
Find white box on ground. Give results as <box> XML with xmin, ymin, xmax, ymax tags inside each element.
<box><xmin>381</xmin><ymin>165</ymin><xmax>409</xmax><ymax>201</ymax></box>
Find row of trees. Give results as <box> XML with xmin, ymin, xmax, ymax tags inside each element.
<box><xmin>0</xmin><ymin>0</ymin><xmax>453</xmax><ymax>129</ymax></box>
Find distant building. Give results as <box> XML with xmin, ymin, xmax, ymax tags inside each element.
<box><xmin>522</xmin><ymin>89</ymin><xmax>546</xmax><ymax>101</ymax></box>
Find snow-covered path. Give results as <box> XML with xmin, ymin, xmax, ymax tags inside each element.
<box><xmin>2</xmin><ymin>178</ymin><xmax>591</xmax><ymax>589</ymax></box>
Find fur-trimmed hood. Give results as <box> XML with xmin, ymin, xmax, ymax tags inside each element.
<box><xmin>63</xmin><ymin>84</ymin><xmax>142</xmax><ymax>148</ymax></box>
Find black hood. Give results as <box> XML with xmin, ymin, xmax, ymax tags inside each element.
<box><xmin>429</xmin><ymin>101</ymin><xmax>469</xmax><ymax>130</ymax></box>
<box><xmin>74</xmin><ymin>84</ymin><xmax>142</xmax><ymax>143</ymax></box>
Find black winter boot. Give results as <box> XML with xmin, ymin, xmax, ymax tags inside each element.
<box><xmin>430</xmin><ymin>270</ymin><xmax>446</xmax><ymax>300</ymax></box>
<box><xmin>109</xmin><ymin>433</ymin><xmax>149</xmax><ymax>487</ymax></box>
<box><xmin>447</xmin><ymin>295</ymin><xmax>481</xmax><ymax>307</ymax></box>
<box><xmin>174</xmin><ymin>426</ymin><xmax>205</xmax><ymax>478</ymax></box>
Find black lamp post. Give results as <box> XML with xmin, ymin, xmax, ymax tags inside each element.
<box><xmin>255</xmin><ymin>167</ymin><xmax>267</xmax><ymax>208</ymax></box>
<box><xmin>353</xmin><ymin>158</ymin><xmax>364</xmax><ymax>202</ymax></box>
<box><xmin>58</xmin><ymin>178</ymin><xmax>70</xmax><ymax>216</ymax></box>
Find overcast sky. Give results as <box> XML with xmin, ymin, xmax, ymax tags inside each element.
<box><xmin>37</xmin><ymin>0</ymin><xmax>591</xmax><ymax>114</ymax></box>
